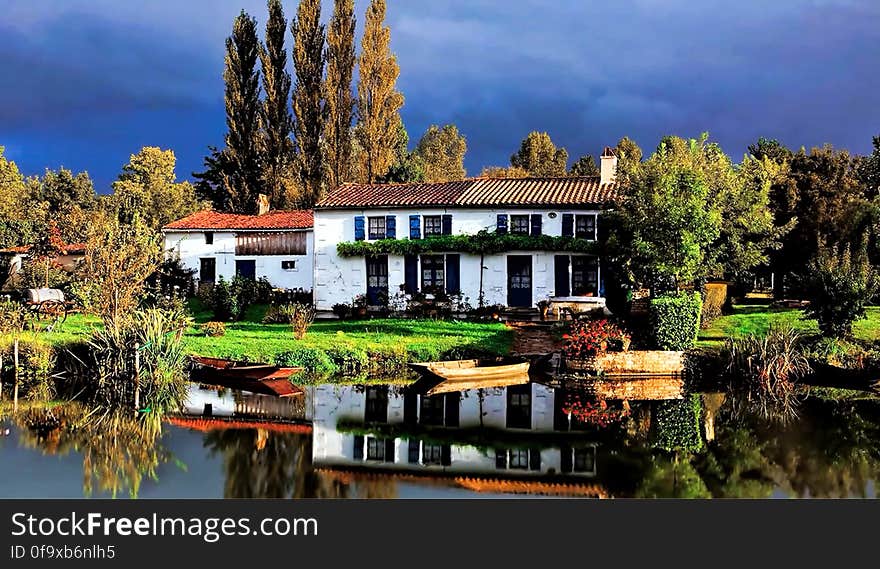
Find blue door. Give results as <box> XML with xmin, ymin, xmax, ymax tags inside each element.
<box><xmin>507</xmin><ymin>255</ymin><xmax>532</xmax><ymax>307</ymax></box>
<box><xmin>235</xmin><ymin>259</ymin><xmax>256</xmax><ymax>280</ymax></box>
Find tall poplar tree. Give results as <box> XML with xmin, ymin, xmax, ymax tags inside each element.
<box><xmin>260</xmin><ymin>0</ymin><xmax>295</xmax><ymax>209</ymax></box>
<box><xmin>355</xmin><ymin>0</ymin><xmax>404</xmax><ymax>183</ymax></box>
<box><xmin>292</xmin><ymin>0</ymin><xmax>326</xmax><ymax>206</ymax></box>
<box><xmin>195</xmin><ymin>11</ymin><xmax>263</xmax><ymax>213</ymax></box>
<box><xmin>323</xmin><ymin>0</ymin><xmax>356</xmax><ymax>191</ymax></box>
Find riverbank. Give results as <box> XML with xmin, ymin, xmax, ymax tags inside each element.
<box><xmin>0</xmin><ymin>307</ymin><xmax>514</xmax><ymax>378</ymax></box>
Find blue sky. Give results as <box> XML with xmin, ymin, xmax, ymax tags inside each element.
<box><xmin>1</xmin><ymin>0</ymin><xmax>878</xmax><ymax>191</ymax></box>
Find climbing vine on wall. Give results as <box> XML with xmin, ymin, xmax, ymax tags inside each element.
<box><xmin>336</xmin><ymin>231</ymin><xmax>602</xmax><ymax>257</ymax></box>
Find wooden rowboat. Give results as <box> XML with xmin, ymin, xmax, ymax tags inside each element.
<box><xmin>190</xmin><ymin>356</ymin><xmax>304</xmax><ymax>398</ymax></box>
<box><xmin>408</xmin><ymin>358</ymin><xmax>531</xmax><ymax>395</ymax></box>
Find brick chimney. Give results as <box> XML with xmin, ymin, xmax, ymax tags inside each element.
<box><xmin>257</xmin><ymin>194</ymin><xmax>270</xmax><ymax>216</ymax></box>
<box><xmin>600</xmin><ymin>147</ymin><xmax>618</xmax><ymax>185</ymax></box>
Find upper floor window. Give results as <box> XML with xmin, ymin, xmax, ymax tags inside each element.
<box><xmin>204</xmin><ymin>232</ymin><xmax>214</xmax><ymax>245</ymax></box>
<box><xmin>368</xmin><ymin>217</ymin><xmax>386</xmax><ymax>240</ymax></box>
<box><xmin>423</xmin><ymin>215</ymin><xmax>443</xmax><ymax>237</ymax></box>
<box><xmin>281</xmin><ymin>260</ymin><xmax>297</xmax><ymax>271</ymax></box>
<box><xmin>510</xmin><ymin>215</ymin><xmax>530</xmax><ymax>235</ymax></box>
<box><xmin>575</xmin><ymin>214</ymin><xmax>596</xmax><ymax>240</ymax></box>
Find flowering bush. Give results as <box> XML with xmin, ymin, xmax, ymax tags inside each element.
<box><xmin>562</xmin><ymin>319</ymin><xmax>631</xmax><ymax>359</ymax></box>
<box><xmin>561</xmin><ymin>393</ymin><xmax>630</xmax><ymax>427</ymax></box>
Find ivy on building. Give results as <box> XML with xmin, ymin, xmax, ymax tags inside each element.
<box><xmin>336</xmin><ymin>231</ymin><xmax>602</xmax><ymax>257</ymax></box>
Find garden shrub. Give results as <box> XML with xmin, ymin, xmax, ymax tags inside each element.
<box><xmin>274</xmin><ymin>347</ymin><xmax>336</xmax><ymax>375</ymax></box>
<box><xmin>289</xmin><ymin>303</ymin><xmax>315</xmax><ymax>340</ymax></box>
<box><xmin>562</xmin><ymin>319</ymin><xmax>631</xmax><ymax>359</ymax></box>
<box><xmin>652</xmin><ymin>394</ymin><xmax>703</xmax><ymax>452</ymax></box>
<box><xmin>262</xmin><ymin>303</ymin><xmax>296</xmax><ymax>324</ymax></box>
<box><xmin>326</xmin><ymin>345</ymin><xmax>370</xmax><ymax>376</ymax></box>
<box><xmin>701</xmin><ymin>282</ymin><xmax>727</xmax><ymax>327</ymax></box>
<box><xmin>649</xmin><ymin>291</ymin><xmax>702</xmax><ymax>350</ymax></box>
<box><xmin>210</xmin><ymin>275</ymin><xmax>260</xmax><ymax>321</ymax></box>
<box><xmin>369</xmin><ymin>344</ymin><xmax>409</xmax><ymax>374</ymax></box>
<box><xmin>200</xmin><ymin>321</ymin><xmax>226</xmax><ymax>337</ymax></box>
<box><xmin>803</xmin><ymin>241</ymin><xmax>878</xmax><ymax>338</ymax></box>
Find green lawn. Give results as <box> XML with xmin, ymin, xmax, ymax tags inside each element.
<box><xmin>7</xmin><ymin>305</ymin><xmax>514</xmax><ymax>377</ymax></box>
<box><xmin>697</xmin><ymin>305</ymin><xmax>880</xmax><ymax>348</ymax></box>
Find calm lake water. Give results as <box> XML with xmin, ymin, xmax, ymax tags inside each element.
<box><xmin>1</xmin><ymin>378</ymin><xmax>878</xmax><ymax>499</ymax></box>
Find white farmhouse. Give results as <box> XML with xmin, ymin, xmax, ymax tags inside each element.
<box><xmin>313</xmin><ymin>148</ymin><xmax>618</xmax><ymax>312</ymax></box>
<box><xmin>162</xmin><ymin>205</ymin><xmax>314</xmax><ymax>291</ymax></box>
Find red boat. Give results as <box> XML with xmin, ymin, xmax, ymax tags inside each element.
<box><xmin>190</xmin><ymin>356</ymin><xmax>304</xmax><ymax>398</ymax></box>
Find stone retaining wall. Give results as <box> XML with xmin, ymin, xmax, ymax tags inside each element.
<box><xmin>567</xmin><ymin>350</ymin><xmax>684</xmax><ymax>375</ymax></box>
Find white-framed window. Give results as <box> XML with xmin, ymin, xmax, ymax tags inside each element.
<box><xmin>510</xmin><ymin>214</ymin><xmax>530</xmax><ymax>235</ymax></box>
<box><xmin>281</xmin><ymin>260</ymin><xmax>297</xmax><ymax>271</ymax></box>
<box><xmin>204</xmin><ymin>232</ymin><xmax>214</xmax><ymax>245</ymax></box>
<box><xmin>423</xmin><ymin>215</ymin><xmax>443</xmax><ymax>237</ymax></box>
<box><xmin>368</xmin><ymin>216</ymin><xmax>386</xmax><ymax>240</ymax></box>
<box><xmin>575</xmin><ymin>214</ymin><xmax>597</xmax><ymax>240</ymax></box>
<box><xmin>366</xmin><ymin>437</ymin><xmax>386</xmax><ymax>461</ymax></box>
<box><xmin>573</xmin><ymin>447</ymin><xmax>597</xmax><ymax>474</ymax></box>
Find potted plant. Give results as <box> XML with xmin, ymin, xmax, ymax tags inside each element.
<box><xmin>352</xmin><ymin>294</ymin><xmax>368</xmax><ymax>318</ymax></box>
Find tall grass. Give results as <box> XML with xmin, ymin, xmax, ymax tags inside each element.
<box><xmin>723</xmin><ymin>325</ymin><xmax>811</xmax><ymax>422</ymax></box>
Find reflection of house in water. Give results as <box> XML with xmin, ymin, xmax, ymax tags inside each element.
<box><xmin>310</xmin><ymin>383</ymin><xmax>606</xmax><ymax>496</ymax></box>
<box><xmin>170</xmin><ymin>385</ymin><xmax>310</xmax><ymax>434</ymax></box>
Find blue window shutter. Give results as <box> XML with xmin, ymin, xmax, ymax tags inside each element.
<box><xmin>554</xmin><ymin>255</ymin><xmax>570</xmax><ymax>297</ymax></box>
<box><xmin>561</xmin><ymin>214</ymin><xmax>574</xmax><ymax>237</ymax></box>
<box><xmin>497</xmin><ymin>214</ymin><xmax>509</xmax><ymax>234</ymax></box>
<box><xmin>445</xmin><ymin>254</ymin><xmax>460</xmax><ymax>294</ymax></box>
<box><xmin>354</xmin><ymin>216</ymin><xmax>365</xmax><ymax>241</ymax></box>
<box><xmin>442</xmin><ymin>214</ymin><xmax>453</xmax><ymax>235</ymax></box>
<box><xmin>386</xmin><ymin>215</ymin><xmax>396</xmax><ymax>239</ymax></box>
<box><xmin>441</xmin><ymin>445</ymin><xmax>452</xmax><ymax>466</ymax></box>
<box><xmin>409</xmin><ymin>215</ymin><xmax>421</xmax><ymax>239</ymax></box>
<box><xmin>530</xmin><ymin>214</ymin><xmax>542</xmax><ymax>236</ymax></box>
<box><xmin>404</xmin><ymin>255</ymin><xmax>419</xmax><ymax>294</ymax></box>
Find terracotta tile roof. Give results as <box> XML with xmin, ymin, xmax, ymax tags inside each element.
<box><xmin>165</xmin><ymin>416</ymin><xmax>313</xmax><ymax>435</ymax></box>
<box><xmin>0</xmin><ymin>242</ymin><xmax>87</xmax><ymax>255</ymax></box>
<box><xmin>314</xmin><ymin>467</ymin><xmax>608</xmax><ymax>498</ymax></box>
<box><xmin>316</xmin><ymin>177</ymin><xmax>617</xmax><ymax>209</ymax></box>
<box><xmin>162</xmin><ymin>209</ymin><xmax>314</xmax><ymax>231</ymax></box>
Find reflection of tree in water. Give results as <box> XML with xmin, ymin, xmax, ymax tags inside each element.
<box><xmin>13</xmin><ymin>404</ymin><xmax>170</xmax><ymax>498</ymax></box>
<box><xmin>604</xmin><ymin>393</ymin><xmax>880</xmax><ymax>498</ymax></box>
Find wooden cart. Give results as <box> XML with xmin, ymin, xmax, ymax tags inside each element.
<box><xmin>26</xmin><ymin>288</ymin><xmax>73</xmax><ymax>324</ymax></box>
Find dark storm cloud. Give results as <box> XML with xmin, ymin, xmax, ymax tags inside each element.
<box><xmin>0</xmin><ymin>0</ymin><xmax>878</xmax><ymax>188</ymax></box>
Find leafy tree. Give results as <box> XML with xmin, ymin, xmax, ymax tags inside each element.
<box><xmin>569</xmin><ymin>155</ymin><xmax>599</xmax><ymax>177</ymax></box>
<box><xmin>380</xmin><ymin>118</ymin><xmax>424</xmax><ymax>183</ymax></box>
<box><xmin>803</xmin><ymin>239</ymin><xmax>878</xmax><ymax>338</ymax></box>
<box><xmin>111</xmin><ymin>147</ymin><xmax>203</xmax><ymax>229</ymax></box>
<box><xmin>414</xmin><ymin>124</ymin><xmax>467</xmax><ymax>182</ymax></box>
<box><xmin>323</xmin><ymin>0</ymin><xmax>357</xmax><ymax>191</ymax></box>
<box><xmin>610</xmin><ymin>135</ymin><xmax>722</xmax><ymax>291</ymax></box>
<box><xmin>195</xmin><ymin>12</ymin><xmax>263</xmax><ymax>213</ymax></box>
<box><xmin>615</xmin><ymin>136</ymin><xmax>643</xmax><ymax>164</ymax></box>
<box><xmin>260</xmin><ymin>0</ymin><xmax>296</xmax><ymax>209</ymax></box>
<box><xmin>355</xmin><ymin>0</ymin><xmax>404</xmax><ymax>183</ymax></box>
<box><xmin>858</xmin><ymin>134</ymin><xmax>880</xmax><ymax>200</ymax></box>
<box><xmin>76</xmin><ymin>210</ymin><xmax>163</xmax><ymax>327</ymax></box>
<box><xmin>292</xmin><ymin>0</ymin><xmax>326</xmax><ymax>206</ymax></box>
<box><xmin>0</xmin><ymin>146</ymin><xmax>27</xmax><ymax>221</ymax></box>
<box><xmin>510</xmin><ymin>131</ymin><xmax>568</xmax><ymax>177</ymax></box>
<box><xmin>479</xmin><ymin>166</ymin><xmax>530</xmax><ymax>179</ymax></box>
<box><xmin>782</xmin><ymin>145</ymin><xmax>869</xmax><ymax>292</ymax></box>
<box><xmin>26</xmin><ymin>168</ymin><xmax>95</xmax><ymax>213</ymax></box>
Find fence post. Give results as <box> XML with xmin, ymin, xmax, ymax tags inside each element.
<box><xmin>13</xmin><ymin>338</ymin><xmax>19</xmax><ymax>412</ymax></box>
<box><xmin>134</xmin><ymin>342</ymin><xmax>141</xmax><ymax>414</ymax></box>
